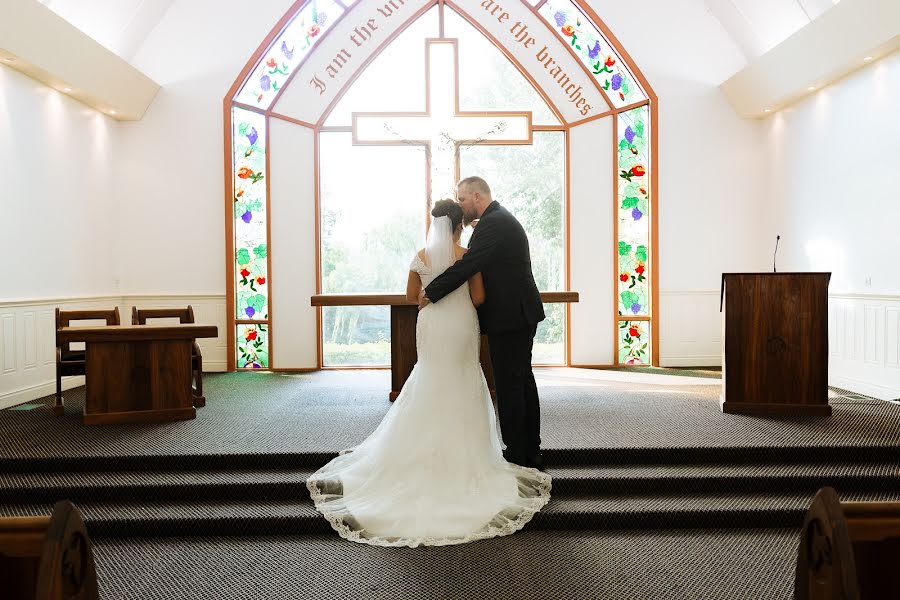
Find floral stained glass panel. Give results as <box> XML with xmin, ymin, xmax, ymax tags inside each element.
<box><xmin>618</xmin><ymin>320</ymin><xmax>650</xmax><ymax>365</ymax></box>
<box><xmin>235</xmin><ymin>0</ymin><xmax>344</xmax><ymax>109</ymax></box>
<box><xmin>232</xmin><ymin>107</ymin><xmax>270</xmax><ymax>322</ymax></box>
<box><xmin>617</xmin><ymin>105</ymin><xmax>650</xmax><ymax>317</ymax></box>
<box><xmin>237</xmin><ymin>324</ymin><xmax>269</xmax><ymax>369</ymax></box>
<box><xmin>538</xmin><ymin>0</ymin><xmax>645</xmax><ymax>108</ymax></box>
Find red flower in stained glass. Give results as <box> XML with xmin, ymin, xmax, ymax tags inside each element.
<box><xmin>629</xmin><ymin>326</ymin><xmax>640</xmax><ymax>338</ymax></box>
<box><xmin>635</xmin><ymin>264</ymin><xmax>645</xmax><ymax>276</ymax></box>
<box><xmin>620</xmin><ymin>272</ymin><xmax>630</xmax><ymax>282</ymax></box>
<box><xmin>240</xmin><ymin>268</ymin><xmax>251</xmax><ymax>278</ymax></box>
<box><xmin>238</xmin><ymin>167</ymin><xmax>254</xmax><ymax>179</ymax></box>
<box><xmin>605</xmin><ymin>55</ymin><xmax>616</xmax><ymax>67</ymax></box>
<box><xmin>561</xmin><ymin>25</ymin><xmax>574</xmax><ymax>36</ymax></box>
<box><xmin>246</xmin><ymin>330</ymin><xmax>258</xmax><ymax>341</ymax></box>
<box><xmin>266</xmin><ymin>58</ymin><xmax>277</xmax><ymax>68</ymax></box>
<box><xmin>309</xmin><ymin>24</ymin><xmax>321</xmax><ymax>37</ymax></box>
<box><xmin>630</xmin><ymin>165</ymin><xmax>646</xmax><ymax>177</ymax></box>
<box><xmin>257</xmin><ymin>277</ymin><xmax>266</xmax><ymax>285</ymax></box>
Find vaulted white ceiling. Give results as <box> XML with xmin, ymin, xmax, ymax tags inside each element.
<box><xmin>703</xmin><ymin>0</ymin><xmax>841</xmax><ymax>61</ymax></box>
<box><xmin>36</xmin><ymin>0</ymin><xmax>174</xmax><ymax>62</ymax></box>
<box><xmin>36</xmin><ymin>0</ymin><xmax>841</xmax><ymax>72</ymax></box>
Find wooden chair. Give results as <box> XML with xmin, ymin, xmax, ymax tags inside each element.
<box><xmin>795</xmin><ymin>486</ymin><xmax>900</xmax><ymax>599</ymax></box>
<box><xmin>55</xmin><ymin>308</ymin><xmax>120</xmax><ymax>416</ymax></box>
<box><xmin>132</xmin><ymin>305</ymin><xmax>205</xmax><ymax>406</ymax></box>
<box><xmin>0</xmin><ymin>500</ymin><xmax>99</xmax><ymax>600</ymax></box>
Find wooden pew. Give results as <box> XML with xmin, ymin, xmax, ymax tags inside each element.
<box><xmin>0</xmin><ymin>501</ymin><xmax>99</xmax><ymax>600</ymax></box>
<box><xmin>796</xmin><ymin>487</ymin><xmax>900</xmax><ymax>599</ymax></box>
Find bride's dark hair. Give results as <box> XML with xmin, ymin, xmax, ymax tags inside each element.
<box><xmin>431</xmin><ymin>198</ymin><xmax>464</xmax><ymax>232</ymax></box>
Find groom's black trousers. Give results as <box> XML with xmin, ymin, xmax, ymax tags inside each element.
<box><xmin>487</xmin><ymin>323</ymin><xmax>541</xmax><ymax>464</ymax></box>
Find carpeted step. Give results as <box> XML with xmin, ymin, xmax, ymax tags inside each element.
<box><xmin>547</xmin><ymin>461</ymin><xmax>900</xmax><ymax>494</ymax></box>
<box><xmin>2</xmin><ymin>490</ymin><xmax>899</xmax><ymax>538</ymax></box>
<box><xmin>3</xmin><ymin>462</ymin><xmax>900</xmax><ymax>505</ymax></box>
<box><xmin>4</xmin><ymin>444</ymin><xmax>900</xmax><ymax>473</ymax></box>
<box><xmin>0</xmin><ymin>468</ymin><xmax>317</xmax><ymax>504</ymax></box>
<box><xmin>90</xmin><ymin>529</ymin><xmax>800</xmax><ymax>600</ymax></box>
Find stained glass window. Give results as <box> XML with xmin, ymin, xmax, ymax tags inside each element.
<box><xmin>237</xmin><ymin>323</ymin><xmax>269</xmax><ymax>368</ymax></box>
<box><xmin>236</xmin><ymin>0</ymin><xmax>344</xmax><ymax>109</ymax></box>
<box><xmin>617</xmin><ymin>105</ymin><xmax>650</xmax><ymax>319</ymax></box>
<box><xmin>228</xmin><ymin>0</ymin><xmax>655</xmax><ymax>369</ymax></box>
<box><xmin>538</xmin><ymin>0</ymin><xmax>646</xmax><ymax>108</ymax></box>
<box><xmin>232</xmin><ymin>107</ymin><xmax>270</xmax><ymax>341</ymax></box>
<box><xmin>618</xmin><ymin>320</ymin><xmax>650</xmax><ymax>365</ymax></box>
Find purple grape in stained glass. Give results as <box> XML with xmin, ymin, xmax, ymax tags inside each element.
<box><xmin>631</xmin><ymin>302</ymin><xmax>641</xmax><ymax>314</ymax></box>
<box><xmin>281</xmin><ymin>41</ymin><xmax>294</xmax><ymax>60</ymax></box>
<box><xmin>314</xmin><ymin>11</ymin><xmax>328</xmax><ymax>26</ymax></box>
<box><xmin>246</xmin><ymin>127</ymin><xmax>258</xmax><ymax>146</ymax></box>
<box><xmin>245</xmin><ymin>306</ymin><xmax>256</xmax><ymax>318</ymax></box>
<box><xmin>624</xmin><ymin>125</ymin><xmax>635</xmax><ymax>144</ymax></box>
<box><xmin>241</xmin><ymin>210</ymin><xmax>253</xmax><ymax>223</ymax></box>
<box><xmin>632</xmin><ymin>207</ymin><xmax>643</xmax><ymax>220</ymax></box>
<box><xmin>553</xmin><ymin>11</ymin><xmax>566</xmax><ymax>26</ymax></box>
<box><xmin>611</xmin><ymin>73</ymin><xmax>623</xmax><ymax>91</ymax></box>
<box><xmin>588</xmin><ymin>41</ymin><xmax>601</xmax><ymax>59</ymax></box>
<box><xmin>260</xmin><ymin>75</ymin><xmax>271</xmax><ymax>92</ymax></box>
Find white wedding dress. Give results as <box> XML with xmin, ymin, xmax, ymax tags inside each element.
<box><xmin>306</xmin><ymin>217</ymin><xmax>552</xmax><ymax>547</ymax></box>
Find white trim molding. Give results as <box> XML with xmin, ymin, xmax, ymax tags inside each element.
<box><xmin>0</xmin><ymin>294</ymin><xmax>227</xmax><ymax>409</ymax></box>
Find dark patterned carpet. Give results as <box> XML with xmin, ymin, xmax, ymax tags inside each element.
<box><xmin>2</xmin><ymin>370</ymin><xmax>898</xmax><ymax>599</ymax></box>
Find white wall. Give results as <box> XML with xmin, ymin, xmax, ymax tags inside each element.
<box><xmin>763</xmin><ymin>50</ymin><xmax>900</xmax><ymax>294</ymax></box>
<box><xmin>585</xmin><ymin>0</ymin><xmax>770</xmax><ymax>365</ymax></box>
<box><xmin>115</xmin><ymin>0</ymin><xmax>296</xmax><ymax>295</ymax></box>
<box><xmin>586</xmin><ymin>0</ymin><xmax>769</xmax><ymax>291</ymax></box>
<box><xmin>763</xmin><ymin>50</ymin><xmax>900</xmax><ymax>398</ymax></box>
<box><xmin>1</xmin><ymin>65</ymin><xmax>119</xmax><ymax>300</ymax></box>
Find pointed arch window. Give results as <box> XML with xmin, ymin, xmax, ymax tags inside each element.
<box><xmin>225</xmin><ymin>0</ymin><xmax>657</xmax><ymax>370</ymax></box>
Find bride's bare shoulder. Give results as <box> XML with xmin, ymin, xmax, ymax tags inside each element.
<box><xmin>417</xmin><ymin>248</ymin><xmax>427</xmax><ymax>261</ymax></box>
<box><xmin>455</xmin><ymin>245</ymin><xmax>467</xmax><ymax>259</ymax></box>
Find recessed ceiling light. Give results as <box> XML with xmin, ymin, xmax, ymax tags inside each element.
<box><xmin>863</xmin><ymin>56</ymin><xmax>873</xmax><ymax>61</ymax></box>
<box><xmin>62</xmin><ymin>87</ymin><xmax>72</xmax><ymax>92</ymax></box>
<box><xmin>108</xmin><ymin>110</ymin><xmax>117</xmax><ymax>115</ymax></box>
<box><xmin>808</xmin><ymin>86</ymin><xmax>816</xmax><ymax>91</ymax></box>
<box><xmin>764</xmin><ymin>109</ymin><xmax>771</xmax><ymax>113</ymax></box>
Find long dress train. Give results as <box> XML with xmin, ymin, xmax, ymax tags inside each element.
<box><xmin>306</xmin><ymin>251</ymin><xmax>551</xmax><ymax>547</ymax></box>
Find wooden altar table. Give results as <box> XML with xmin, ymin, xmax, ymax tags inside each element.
<box><xmin>56</xmin><ymin>324</ymin><xmax>218</xmax><ymax>425</ymax></box>
<box><xmin>311</xmin><ymin>292</ymin><xmax>579</xmax><ymax>400</ymax></box>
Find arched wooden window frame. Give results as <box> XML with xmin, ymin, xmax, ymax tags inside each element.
<box><xmin>223</xmin><ymin>0</ymin><xmax>659</xmax><ymax>370</ymax></box>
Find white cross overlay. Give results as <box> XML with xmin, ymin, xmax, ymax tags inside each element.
<box><xmin>352</xmin><ymin>38</ymin><xmax>532</xmax><ymax>206</ymax></box>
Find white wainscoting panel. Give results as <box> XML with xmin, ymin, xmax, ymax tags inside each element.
<box><xmin>829</xmin><ymin>294</ymin><xmax>900</xmax><ymax>400</ymax></box>
<box><xmin>0</xmin><ymin>294</ymin><xmax>227</xmax><ymax>409</ymax></box>
<box><xmin>658</xmin><ymin>290</ymin><xmax>722</xmax><ymax>367</ymax></box>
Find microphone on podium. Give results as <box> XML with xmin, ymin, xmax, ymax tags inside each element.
<box><xmin>773</xmin><ymin>235</ymin><xmax>780</xmax><ymax>273</ymax></box>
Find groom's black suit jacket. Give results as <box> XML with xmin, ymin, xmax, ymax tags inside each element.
<box><xmin>424</xmin><ymin>201</ymin><xmax>545</xmax><ymax>334</ymax></box>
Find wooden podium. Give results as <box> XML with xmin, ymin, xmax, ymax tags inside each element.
<box><xmin>56</xmin><ymin>324</ymin><xmax>217</xmax><ymax>425</ymax></box>
<box><xmin>720</xmin><ymin>273</ymin><xmax>831</xmax><ymax>416</ymax></box>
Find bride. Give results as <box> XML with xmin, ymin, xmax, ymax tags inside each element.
<box><xmin>306</xmin><ymin>199</ymin><xmax>552</xmax><ymax>547</ymax></box>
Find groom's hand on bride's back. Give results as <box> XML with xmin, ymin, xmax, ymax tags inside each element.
<box><xmin>418</xmin><ymin>290</ymin><xmax>431</xmax><ymax>311</ymax></box>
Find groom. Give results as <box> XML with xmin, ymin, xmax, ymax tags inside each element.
<box><xmin>420</xmin><ymin>176</ymin><xmax>546</xmax><ymax>470</ymax></box>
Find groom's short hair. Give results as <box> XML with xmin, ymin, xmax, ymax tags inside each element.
<box><xmin>459</xmin><ymin>176</ymin><xmax>491</xmax><ymax>198</ymax></box>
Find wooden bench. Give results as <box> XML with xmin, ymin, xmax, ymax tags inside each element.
<box><xmin>0</xmin><ymin>501</ymin><xmax>99</xmax><ymax>599</ymax></box>
<box><xmin>796</xmin><ymin>487</ymin><xmax>900</xmax><ymax>599</ymax></box>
